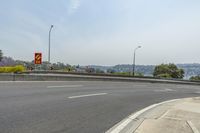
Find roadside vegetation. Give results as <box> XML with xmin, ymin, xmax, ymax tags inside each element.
<box><xmin>111</xmin><ymin>72</ymin><xmax>144</xmax><ymax>77</ymax></box>
<box><xmin>153</xmin><ymin>63</ymin><xmax>184</xmax><ymax>79</ymax></box>
<box><xmin>190</xmin><ymin>75</ymin><xmax>200</xmax><ymax>81</ymax></box>
<box><xmin>0</xmin><ymin>65</ymin><xmax>25</xmax><ymax>73</ymax></box>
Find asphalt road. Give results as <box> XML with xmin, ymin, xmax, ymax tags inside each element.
<box><xmin>0</xmin><ymin>81</ymin><xmax>199</xmax><ymax>133</ymax></box>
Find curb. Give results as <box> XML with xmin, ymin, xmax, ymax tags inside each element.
<box><xmin>106</xmin><ymin>98</ymin><xmax>183</xmax><ymax>133</ymax></box>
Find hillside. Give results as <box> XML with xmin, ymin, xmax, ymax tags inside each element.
<box><xmin>89</xmin><ymin>64</ymin><xmax>200</xmax><ymax>79</ymax></box>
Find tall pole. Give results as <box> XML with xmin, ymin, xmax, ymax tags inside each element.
<box><xmin>48</xmin><ymin>25</ymin><xmax>54</xmax><ymax>64</ymax></box>
<box><xmin>133</xmin><ymin>46</ymin><xmax>141</xmax><ymax>76</ymax></box>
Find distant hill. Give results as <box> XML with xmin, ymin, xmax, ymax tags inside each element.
<box><xmin>88</xmin><ymin>64</ymin><xmax>200</xmax><ymax>79</ymax></box>
<box><xmin>177</xmin><ymin>64</ymin><xmax>200</xmax><ymax>79</ymax></box>
<box><xmin>113</xmin><ymin>64</ymin><xmax>154</xmax><ymax>76</ymax></box>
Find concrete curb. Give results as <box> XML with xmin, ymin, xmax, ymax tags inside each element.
<box><xmin>105</xmin><ymin>98</ymin><xmax>182</xmax><ymax>133</ymax></box>
<box><xmin>106</xmin><ymin>97</ymin><xmax>200</xmax><ymax>133</ymax></box>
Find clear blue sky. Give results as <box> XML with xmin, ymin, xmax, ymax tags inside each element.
<box><xmin>1</xmin><ymin>0</ymin><xmax>200</xmax><ymax>65</ymax></box>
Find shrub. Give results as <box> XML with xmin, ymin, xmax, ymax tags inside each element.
<box><xmin>135</xmin><ymin>72</ymin><xmax>144</xmax><ymax>77</ymax></box>
<box><xmin>156</xmin><ymin>73</ymin><xmax>171</xmax><ymax>78</ymax></box>
<box><xmin>0</xmin><ymin>65</ymin><xmax>25</xmax><ymax>73</ymax></box>
<box><xmin>113</xmin><ymin>72</ymin><xmax>131</xmax><ymax>76</ymax></box>
<box><xmin>190</xmin><ymin>76</ymin><xmax>200</xmax><ymax>81</ymax></box>
<box><xmin>112</xmin><ymin>72</ymin><xmax>144</xmax><ymax>77</ymax></box>
<box><xmin>153</xmin><ymin>63</ymin><xmax>184</xmax><ymax>79</ymax></box>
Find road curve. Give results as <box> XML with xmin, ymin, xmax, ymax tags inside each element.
<box><xmin>0</xmin><ymin>81</ymin><xmax>199</xmax><ymax>133</ymax></box>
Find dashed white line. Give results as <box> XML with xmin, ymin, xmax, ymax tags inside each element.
<box><xmin>68</xmin><ymin>93</ymin><xmax>107</xmax><ymax>99</ymax></box>
<box><xmin>195</xmin><ymin>91</ymin><xmax>200</xmax><ymax>94</ymax></box>
<box><xmin>47</xmin><ymin>85</ymin><xmax>83</xmax><ymax>88</ymax></box>
<box><xmin>154</xmin><ymin>88</ymin><xmax>176</xmax><ymax>92</ymax></box>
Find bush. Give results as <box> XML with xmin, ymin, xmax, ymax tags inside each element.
<box><xmin>190</xmin><ymin>76</ymin><xmax>200</xmax><ymax>81</ymax></box>
<box><xmin>153</xmin><ymin>63</ymin><xmax>184</xmax><ymax>79</ymax></box>
<box><xmin>156</xmin><ymin>73</ymin><xmax>171</xmax><ymax>78</ymax></box>
<box><xmin>113</xmin><ymin>72</ymin><xmax>131</xmax><ymax>76</ymax></box>
<box><xmin>0</xmin><ymin>65</ymin><xmax>25</xmax><ymax>73</ymax></box>
<box><xmin>112</xmin><ymin>72</ymin><xmax>144</xmax><ymax>77</ymax></box>
<box><xmin>135</xmin><ymin>72</ymin><xmax>144</xmax><ymax>77</ymax></box>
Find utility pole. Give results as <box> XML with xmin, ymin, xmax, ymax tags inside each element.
<box><xmin>48</xmin><ymin>25</ymin><xmax>54</xmax><ymax>64</ymax></box>
<box><xmin>133</xmin><ymin>46</ymin><xmax>141</xmax><ymax>76</ymax></box>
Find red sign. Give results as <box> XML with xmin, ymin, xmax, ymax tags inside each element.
<box><xmin>34</xmin><ymin>53</ymin><xmax>42</xmax><ymax>64</ymax></box>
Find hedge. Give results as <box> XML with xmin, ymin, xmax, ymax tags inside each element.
<box><xmin>0</xmin><ymin>65</ymin><xmax>25</xmax><ymax>73</ymax></box>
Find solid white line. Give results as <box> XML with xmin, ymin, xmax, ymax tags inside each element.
<box><xmin>107</xmin><ymin>99</ymin><xmax>180</xmax><ymax>133</ymax></box>
<box><xmin>47</xmin><ymin>85</ymin><xmax>83</xmax><ymax>88</ymax></box>
<box><xmin>68</xmin><ymin>93</ymin><xmax>107</xmax><ymax>99</ymax></box>
<box><xmin>187</xmin><ymin>121</ymin><xmax>199</xmax><ymax>133</ymax></box>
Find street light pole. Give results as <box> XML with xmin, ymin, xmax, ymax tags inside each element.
<box><xmin>132</xmin><ymin>46</ymin><xmax>141</xmax><ymax>76</ymax></box>
<box><xmin>48</xmin><ymin>25</ymin><xmax>54</xmax><ymax>64</ymax></box>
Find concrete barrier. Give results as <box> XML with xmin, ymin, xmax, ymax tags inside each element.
<box><xmin>23</xmin><ymin>70</ymin><xmax>200</xmax><ymax>83</ymax></box>
<box><xmin>0</xmin><ymin>73</ymin><xmax>200</xmax><ymax>86</ymax></box>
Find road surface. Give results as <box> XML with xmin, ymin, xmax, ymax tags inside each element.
<box><xmin>0</xmin><ymin>81</ymin><xmax>199</xmax><ymax>133</ymax></box>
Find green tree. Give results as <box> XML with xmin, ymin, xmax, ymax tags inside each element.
<box><xmin>65</xmin><ymin>65</ymin><xmax>75</xmax><ymax>72</ymax></box>
<box><xmin>107</xmin><ymin>69</ymin><xmax>116</xmax><ymax>73</ymax></box>
<box><xmin>0</xmin><ymin>50</ymin><xmax>3</xmax><ymax>61</ymax></box>
<box><xmin>153</xmin><ymin>63</ymin><xmax>184</xmax><ymax>79</ymax></box>
<box><xmin>95</xmin><ymin>69</ymin><xmax>105</xmax><ymax>74</ymax></box>
<box><xmin>135</xmin><ymin>72</ymin><xmax>144</xmax><ymax>77</ymax></box>
<box><xmin>190</xmin><ymin>75</ymin><xmax>200</xmax><ymax>81</ymax></box>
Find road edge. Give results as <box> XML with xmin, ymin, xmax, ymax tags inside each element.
<box><xmin>105</xmin><ymin>98</ymin><xmax>189</xmax><ymax>133</ymax></box>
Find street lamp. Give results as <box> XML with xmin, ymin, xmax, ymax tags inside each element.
<box><xmin>132</xmin><ymin>46</ymin><xmax>141</xmax><ymax>76</ymax></box>
<box><xmin>48</xmin><ymin>25</ymin><xmax>54</xmax><ymax>64</ymax></box>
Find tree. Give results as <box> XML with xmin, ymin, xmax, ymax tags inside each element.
<box><xmin>85</xmin><ymin>67</ymin><xmax>95</xmax><ymax>73</ymax></box>
<box><xmin>95</xmin><ymin>68</ymin><xmax>105</xmax><ymax>74</ymax></box>
<box><xmin>190</xmin><ymin>75</ymin><xmax>200</xmax><ymax>81</ymax></box>
<box><xmin>0</xmin><ymin>50</ymin><xmax>3</xmax><ymax>62</ymax></box>
<box><xmin>153</xmin><ymin>63</ymin><xmax>184</xmax><ymax>79</ymax></box>
<box><xmin>107</xmin><ymin>68</ymin><xmax>116</xmax><ymax>74</ymax></box>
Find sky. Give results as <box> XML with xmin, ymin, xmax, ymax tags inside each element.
<box><xmin>1</xmin><ymin>0</ymin><xmax>200</xmax><ymax>66</ymax></box>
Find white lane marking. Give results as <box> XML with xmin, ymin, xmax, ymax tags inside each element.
<box><xmin>187</xmin><ymin>121</ymin><xmax>199</xmax><ymax>133</ymax></box>
<box><xmin>195</xmin><ymin>91</ymin><xmax>200</xmax><ymax>94</ymax></box>
<box><xmin>106</xmin><ymin>99</ymin><xmax>180</xmax><ymax>133</ymax></box>
<box><xmin>47</xmin><ymin>85</ymin><xmax>83</xmax><ymax>88</ymax></box>
<box><xmin>154</xmin><ymin>88</ymin><xmax>176</xmax><ymax>92</ymax></box>
<box><xmin>68</xmin><ymin>93</ymin><xmax>107</xmax><ymax>99</ymax></box>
